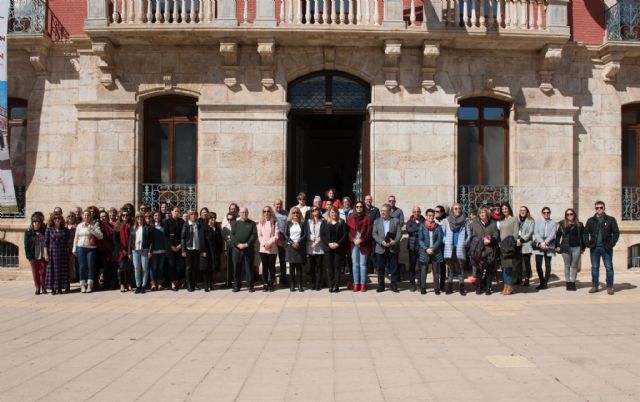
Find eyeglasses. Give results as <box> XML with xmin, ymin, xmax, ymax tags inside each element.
<box><xmin>292</xmin><ymin>212</ymin><xmax>300</xmax><ymax>215</ymax></box>
<box><xmin>355</xmin><ymin>206</ymin><xmax>363</xmax><ymax>209</ymax></box>
<box><xmin>435</xmin><ymin>210</ymin><xmax>442</xmax><ymax>214</ymax></box>
<box><xmin>543</xmin><ymin>211</ymin><xmax>551</xmax><ymax>215</ymax></box>
<box><xmin>566</xmin><ymin>213</ymin><xmax>575</xmax><ymax>216</ymax></box>
<box><xmin>263</xmin><ymin>210</ymin><xmax>270</xmax><ymax>213</ymax></box>
<box><xmin>453</xmin><ymin>207</ymin><xmax>461</xmax><ymax>210</ymax></box>
<box><xmin>595</xmin><ymin>206</ymin><xmax>604</xmax><ymax>210</ymax></box>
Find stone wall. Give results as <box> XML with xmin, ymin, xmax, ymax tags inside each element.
<box><xmin>3</xmin><ymin>39</ymin><xmax>640</xmax><ymax>270</ymax></box>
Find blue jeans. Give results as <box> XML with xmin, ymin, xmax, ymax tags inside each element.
<box><xmin>590</xmin><ymin>246</ymin><xmax>614</xmax><ymax>288</ymax></box>
<box><xmin>76</xmin><ymin>247</ymin><xmax>97</xmax><ymax>282</ymax></box>
<box><xmin>351</xmin><ymin>246</ymin><xmax>367</xmax><ymax>284</ymax></box>
<box><xmin>149</xmin><ymin>253</ymin><xmax>166</xmax><ymax>282</ymax></box>
<box><xmin>132</xmin><ymin>249</ymin><xmax>150</xmax><ymax>288</ymax></box>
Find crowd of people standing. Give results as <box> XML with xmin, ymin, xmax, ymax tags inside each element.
<box><xmin>24</xmin><ymin>190</ymin><xmax>620</xmax><ymax>297</ymax></box>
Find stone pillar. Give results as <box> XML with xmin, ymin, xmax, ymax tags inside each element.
<box><xmin>254</xmin><ymin>0</ymin><xmax>277</xmax><ymax>26</ymax></box>
<box><xmin>383</xmin><ymin>0</ymin><xmax>405</xmax><ymax>28</ymax></box>
<box><xmin>85</xmin><ymin>0</ymin><xmax>110</xmax><ymax>29</ymax></box>
<box><xmin>546</xmin><ymin>0</ymin><xmax>570</xmax><ymax>35</ymax></box>
<box><xmin>217</xmin><ymin>0</ymin><xmax>239</xmax><ymax>26</ymax></box>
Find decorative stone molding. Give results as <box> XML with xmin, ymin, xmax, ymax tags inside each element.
<box><xmin>220</xmin><ymin>40</ymin><xmax>239</xmax><ymax>87</ymax></box>
<box><xmin>421</xmin><ymin>42</ymin><xmax>440</xmax><ymax>91</ymax></box>
<box><xmin>92</xmin><ymin>38</ymin><xmax>115</xmax><ymax>87</ymax></box>
<box><xmin>384</xmin><ymin>40</ymin><xmax>402</xmax><ymax>90</ymax></box>
<box><xmin>515</xmin><ymin>105</ymin><xmax>578</xmax><ymax>125</ymax></box>
<box><xmin>163</xmin><ymin>73</ymin><xmax>173</xmax><ymax>89</ymax></box>
<box><xmin>601</xmin><ymin>52</ymin><xmax>624</xmax><ymax>83</ymax></box>
<box><xmin>199</xmin><ymin>103</ymin><xmax>291</xmax><ymax>121</ymax></box>
<box><xmin>26</xmin><ymin>46</ymin><xmax>49</xmax><ymax>74</ymax></box>
<box><xmin>257</xmin><ymin>39</ymin><xmax>276</xmax><ymax>88</ymax></box>
<box><xmin>367</xmin><ymin>104</ymin><xmax>459</xmax><ymax>123</ymax></box>
<box><xmin>323</xmin><ymin>47</ymin><xmax>336</xmax><ymax>69</ymax></box>
<box><xmin>538</xmin><ymin>44</ymin><xmax>563</xmax><ymax>94</ymax></box>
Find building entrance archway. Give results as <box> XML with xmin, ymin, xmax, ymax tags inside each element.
<box><xmin>286</xmin><ymin>71</ymin><xmax>371</xmax><ymax>207</ymax></box>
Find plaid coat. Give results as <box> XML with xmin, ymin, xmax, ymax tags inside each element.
<box><xmin>44</xmin><ymin>227</ymin><xmax>70</xmax><ymax>291</ymax></box>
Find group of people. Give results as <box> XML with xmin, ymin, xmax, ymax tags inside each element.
<box><xmin>24</xmin><ymin>190</ymin><xmax>620</xmax><ymax>297</ymax></box>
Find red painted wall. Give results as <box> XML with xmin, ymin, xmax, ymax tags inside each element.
<box><xmin>571</xmin><ymin>0</ymin><xmax>605</xmax><ymax>45</ymax></box>
<box><xmin>48</xmin><ymin>0</ymin><xmax>87</xmax><ymax>37</ymax></box>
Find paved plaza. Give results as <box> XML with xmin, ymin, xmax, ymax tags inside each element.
<box><xmin>1</xmin><ymin>272</ymin><xmax>640</xmax><ymax>402</ymax></box>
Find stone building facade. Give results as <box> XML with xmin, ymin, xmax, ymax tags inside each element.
<box><xmin>1</xmin><ymin>0</ymin><xmax>640</xmax><ymax>272</ymax></box>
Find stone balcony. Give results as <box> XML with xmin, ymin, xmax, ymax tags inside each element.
<box><xmin>84</xmin><ymin>0</ymin><xmax>570</xmax><ymax>50</ymax></box>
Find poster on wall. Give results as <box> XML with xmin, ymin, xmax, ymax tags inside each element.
<box><xmin>0</xmin><ymin>0</ymin><xmax>19</xmax><ymax>215</ymax></box>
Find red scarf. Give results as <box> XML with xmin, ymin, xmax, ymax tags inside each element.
<box><xmin>425</xmin><ymin>221</ymin><xmax>437</xmax><ymax>231</ymax></box>
<box><xmin>118</xmin><ymin>223</ymin><xmax>130</xmax><ymax>262</ymax></box>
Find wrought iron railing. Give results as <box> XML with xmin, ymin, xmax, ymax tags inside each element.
<box><xmin>457</xmin><ymin>185</ymin><xmax>512</xmax><ymax>217</ymax></box>
<box><xmin>0</xmin><ymin>241</ymin><xmax>19</xmax><ymax>267</ymax></box>
<box><xmin>141</xmin><ymin>183</ymin><xmax>197</xmax><ymax>212</ymax></box>
<box><xmin>9</xmin><ymin>0</ymin><xmax>46</xmax><ymax>35</ymax></box>
<box><xmin>0</xmin><ymin>186</ymin><xmax>26</xmax><ymax>219</ymax></box>
<box><xmin>622</xmin><ymin>186</ymin><xmax>640</xmax><ymax>220</ymax></box>
<box><xmin>606</xmin><ymin>0</ymin><xmax>640</xmax><ymax>41</ymax></box>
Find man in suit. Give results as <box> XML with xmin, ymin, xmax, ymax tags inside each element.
<box><xmin>373</xmin><ymin>204</ymin><xmax>403</xmax><ymax>293</ymax></box>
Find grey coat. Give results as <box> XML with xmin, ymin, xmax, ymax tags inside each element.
<box><xmin>518</xmin><ymin>218</ymin><xmax>535</xmax><ymax>254</ymax></box>
<box><xmin>533</xmin><ymin>219</ymin><xmax>557</xmax><ymax>256</ymax></box>
<box><xmin>372</xmin><ymin>217</ymin><xmax>403</xmax><ymax>254</ymax></box>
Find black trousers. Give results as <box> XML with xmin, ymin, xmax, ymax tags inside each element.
<box><xmin>167</xmin><ymin>249</ymin><xmax>184</xmax><ymax>283</ymax></box>
<box><xmin>516</xmin><ymin>252</ymin><xmax>532</xmax><ymax>280</ymax></box>
<box><xmin>408</xmin><ymin>248</ymin><xmax>420</xmax><ymax>285</ymax></box>
<box><xmin>475</xmin><ymin>262</ymin><xmax>496</xmax><ymax>290</ymax></box>
<box><xmin>277</xmin><ymin>245</ymin><xmax>288</xmax><ymax>286</ymax></box>
<box><xmin>225</xmin><ymin>247</ymin><xmax>233</xmax><ymax>286</ymax></box>
<box><xmin>377</xmin><ymin>249</ymin><xmax>398</xmax><ymax>290</ymax></box>
<box><xmin>419</xmin><ymin>256</ymin><xmax>442</xmax><ymax>292</ymax></box>
<box><xmin>184</xmin><ymin>249</ymin><xmax>199</xmax><ymax>289</ymax></box>
<box><xmin>260</xmin><ymin>252</ymin><xmax>277</xmax><ymax>288</ymax></box>
<box><xmin>325</xmin><ymin>250</ymin><xmax>344</xmax><ymax>289</ymax></box>
<box><xmin>199</xmin><ymin>255</ymin><xmax>214</xmax><ymax>290</ymax></box>
<box><xmin>117</xmin><ymin>257</ymin><xmax>133</xmax><ymax>287</ymax></box>
<box><xmin>232</xmin><ymin>247</ymin><xmax>254</xmax><ymax>289</ymax></box>
<box><xmin>289</xmin><ymin>263</ymin><xmax>304</xmax><ymax>288</ymax></box>
<box><xmin>535</xmin><ymin>253</ymin><xmax>552</xmax><ymax>285</ymax></box>
<box><xmin>309</xmin><ymin>254</ymin><xmax>324</xmax><ymax>289</ymax></box>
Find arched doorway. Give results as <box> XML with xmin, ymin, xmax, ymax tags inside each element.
<box><xmin>286</xmin><ymin>71</ymin><xmax>371</xmax><ymax>207</ymax></box>
<box><xmin>142</xmin><ymin>95</ymin><xmax>198</xmax><ymax>211</ymax></box>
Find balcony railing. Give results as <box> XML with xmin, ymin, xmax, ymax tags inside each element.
<box><xmin>606</xmin><ymin>0</ymin><xmax>640</xmax><ymax>41</ymax></box>
<box><xmin>141</xmin><ymin>183</ymin><xmax>197</xmax><ymax>212</ymax></box>
<box><xmin>101</xmin><ymin>0</ymin><xmax>564</xmax><ymax>31</ymax></box>
<box><xmin>622</xmin><ymin>186</ymin><xmax>640</xmax><ymax>220</ymax></box>
<box><xmin>457</xmin><ymin>185</ymin><xmax>512</xmax><ymax>217</ymax></box>
<box><xmin>9</xmin><ymin>0</ymin><xmax>46</xmax><ymax>34</ymax></box>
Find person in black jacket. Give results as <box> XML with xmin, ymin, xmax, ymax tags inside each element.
<box><xmin>405</xmin><ymin>207</ymin><xmax>425</xmax><ymax>292</ymax></box>
<box><xmin>149</xmin><ymin>211</ymin><xmax>168</xmax><ymax>291</ymax></box>
<box><xmin>284</xmin><ymin>207</ymin><xmax>307</xmax><ymax>292</ymax></box>
<box><xmin>165</xmin><ymin>207</ymin><xmax>184</xmax><ymax>291</ymax></box>
<box><xmin>129</xmin><ymin>212</ymin><xmax>153</xmax><ymax>294</ymax></box>
<box><xmin>25</xmin><ymin>213</ymin><xmax>47</xmax><ymax>295</ymax></box>
<box><xmin>583</xmin><ymin>201</ymin><xmax>620</xmax><ymax>295</ymax></box>
<box><xmin>555</xmin><ymin>208</ymin><xmax>585</xmax><ymax>291</ymax></box>
<box><xmin>320</xmin><ymin>207</ymin><xmax>347</xmax><ymax>292</ymax></box>
<box><xmin>199</xmin><ymin>213</ymin><xmax>223</xmax><ymax>292</ymax></box>
<box><xmin>181</xmin><ymin>209</ymin><xmax>201</xmax><ymax>292</ymax></box>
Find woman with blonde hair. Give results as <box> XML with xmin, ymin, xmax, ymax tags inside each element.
<box><xmin>555</xmin><ymin>208</ymin><xmax>584</xmax><ymax>291</ymax></box>
<box><xmin>72</xmin><ymin>209</ymin><xmax>104</xmax><ymax>293</ymax></box>
<box><xmin>258</xmin><ymin>205</ymin><xmax>279</xmax><ymax>292</ymax></box>
<box><xmin>285</xmin><ymin>206</ymin><xmax>307</xmax><ymax>291</ymax></box>
<box><xmin>320</xmin><ymin>206</ymin><xmax>347</xmax><ymax>292</ymax></box>
<box><xmin>129</xmin><ymin>212</ymin><xmax>153</xmax><ymax>294</ymax></box>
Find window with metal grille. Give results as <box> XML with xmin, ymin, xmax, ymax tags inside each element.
<box><xmin>0</xmin><ymin>241</ymin><xmax>19</xmax><ymax>268</ymax></box>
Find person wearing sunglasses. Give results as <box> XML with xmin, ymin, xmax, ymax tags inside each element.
<box><xmin>44</xmin><ymin>213</ymin><xmax>71</xmax><ymax>295</ymax></box>
<box><xmin>285</xmin><ymin>207</ymin><xmax>308</xmax><ymax>292</ymax></box>
<box><xmin>583</xmin><ymin>201</ymin><xmax>619</xmax><ymax>295</ymax></box>
<box><xmin>533</xmin><ymin>207</ymin><xmax>557</xmax><ymax>290</ymax></box>
<box><xmin>25</xmin><ymin>214</ymin><xmax>47</xmax><ymax>295</ymax></box>
<box><xmin>555</xmin><ymin>208</ymin><xmax>585</xmax><ymax>291</ymax></box>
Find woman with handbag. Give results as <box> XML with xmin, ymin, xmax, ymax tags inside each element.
<box><xmin>285</xmin><ymin>207</ymin><xmax>307</xmax><ymax>292</ymax></box>
<box><xmin>320</xmin><ymin>207</ymin><xmax>347</xmax><ymax>292</ymax></box>
<box><xmin>499</xmin><ymin>203</ymin><xmax>520</xmax><ymax>295</ymax></box>
<box><xmin>258</xmin><ymin>206</ymin><xmax>279</xmax><ymax>292</ymax></box>
<box><xmin>555</xmin><ymin>208</ymin><xmax>585</xmax><ymax>291</ymax></box>
<box><xmin>72</xmin><ymin>209</ymin><xmax>104</xmax><ymax>293</ymax></box>
<box><xmin>114</xmin><ymin>210</ymin><xmax>134</xmax><ymax>292</ymax></box>
<box><xmin>533</xmin><ymin>207</ymin><xmax>558</xmax><ymax>290</ymax></box>
<box><xmin>129</xmin><ymin>212</ymin><xmax>153</xmax><ymax>294</ymax></box>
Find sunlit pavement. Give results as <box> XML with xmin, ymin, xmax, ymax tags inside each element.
<box><xmin>1</xmin><ymin>270</ymin><xmax>639</xmax><ymax>402</ymax></box>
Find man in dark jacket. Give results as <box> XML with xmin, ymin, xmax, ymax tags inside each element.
<box><xmin>583</xmin><ymin>201</ymin><xmax>620</xmax><ymax>295</ymax></box>
<box><xmin>230</xmin><ymin>207</ymin><xmax>258</xmax><ymax>292</ymax></box>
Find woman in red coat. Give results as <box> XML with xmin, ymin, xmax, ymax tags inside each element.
<box><xmin>346</xmin><ymin>201</ymin><xmax>372</xmax><ymax>292</ymax></box>
<box><xmin>321</xmin><ymin>188</ymin><xmax>342</xmax><ymax>211</ymax></box>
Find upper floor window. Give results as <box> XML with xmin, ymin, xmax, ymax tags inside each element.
<box><xmin>144</xmin><ymin>96</ymin><xmax>197</xmax><ymax>184</ymax></box>
<box><xmin>457</xmin><ymin>98</ymin><xmax>510</xmax><ymax>186</ymax></box>
<box><xmin>622</xmin><ymin>104</ymin><xmax>640</xmax><ymax>187</ymax></box>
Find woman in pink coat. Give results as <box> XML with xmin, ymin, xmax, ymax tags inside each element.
<box><xmin>258</xmin><ymin>206</ymin><xmax>279</xmax><ymax>292</ymax></box>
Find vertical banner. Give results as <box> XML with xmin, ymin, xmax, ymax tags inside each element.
<box><xmin>0</xmin><ymin>0</ymin><xmax>19</xmax><ymax>215</ymax></box>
